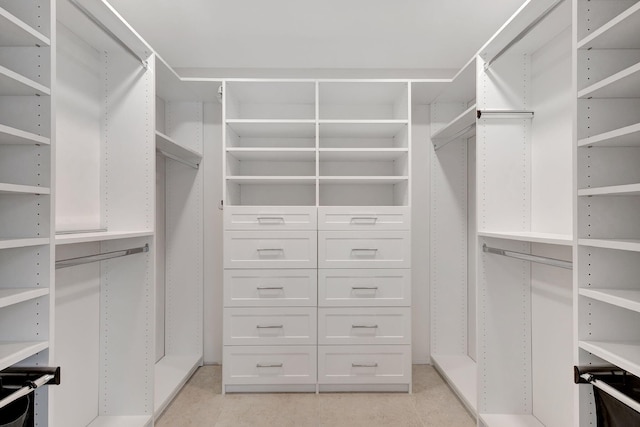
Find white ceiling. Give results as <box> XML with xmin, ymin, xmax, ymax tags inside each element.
<box><xmin>108</xmin><ymin>0</ymin><xmax>527</xmax><ymax>75</ymax></box>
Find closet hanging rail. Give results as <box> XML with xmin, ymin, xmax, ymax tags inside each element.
<box><xmin>56</xmin><ymin>244</ymin><xmax>149</xmax><ymax>269</ymax></box>
<box><xmin>476</xmin><ymin>110</ymin><xmax>534</xmax><ymax>119</ymax></box>
<box><xmin>0</xmin><ymin>367</ymin><xmax>61</xmax><ymax>410</ymax></box>
<box><xmin>157</xmin><ymin>149</ymin><xmax>200</xmax><ymax>169</ymax></box>
<box><xmin>574</xmin><ymin>365</ymin><xmax>640</xmax><ymax>415</ymax></box>
<box><xmin>68</xmin><ymin>0</ymin><xmax>148</xmax><ymax>69</ymax></box>
<box><xmin>484</xmin><ymin>0</ymin><xmax>566</xmax><ymax>70</ymax></box>
<box><xmin>482</xmin><ymin>244</ymin><xmax>572</xmax><ymax>269</ymax></box>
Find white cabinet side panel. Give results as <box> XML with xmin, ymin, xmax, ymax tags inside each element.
<box><xmin>155</xmin><ymin>154</ymin><xmax>166</xmax><ymax>361</ymax></box>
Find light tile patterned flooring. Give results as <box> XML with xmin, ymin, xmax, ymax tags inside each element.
<box><xmin>156</xmin><ymin>365</ymin><xmax>475</xmax><ymax>426</ymax></box>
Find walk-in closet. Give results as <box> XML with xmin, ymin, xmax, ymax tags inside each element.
<box><xmin>1</xmin><ymin>0</ymin><xmax>639</xmax><ymax>425</ymax></box>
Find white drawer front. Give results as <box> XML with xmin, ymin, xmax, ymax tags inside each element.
<box><xmin>318</xmin><ymin>231</ymin><xmax>410</xmax><ymax>269</ymax></box>
<box><xmin>224</xmin><ymin>345</ymin><xmax>317</xmax><ymax>385</ymax></box>
<box><xmin>318</xmin><ymin>345</ymin><xmax>411</xmax><ymax>384</ymax></box>
<box><xmin>224</xmin><ymin>269</ymin><xmax>317</xmax><ymax>307</ymax></box>
<box><xmin>319</xmin><ymin>269</ymin><xmax>411</xmax><ymax>307</ymax></box>
<box><xmin>318</xmin><ymin>206</ymin><xmax>410</xmax><ymax>231</ymax></box>
<box><xmin>224</xmin><ymin>231</ymin><xmax>317</xmax><ymax>269</ymax></box>
<box><xmin>225</xmin><ymin>206</ymin><xmax>317</xmax><ymax>231</ymax></box>
<box><xmin>224</xmin><ymin>307</ymin><xmax>317</xmax><ymax>345</ymax></box>
<box><xmin>318</xmin><ymin>307</ymin><xmax>411</xmax><ymax>345</ymax></box>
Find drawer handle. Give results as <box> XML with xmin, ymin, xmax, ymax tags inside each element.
<box><xmin>350</xmin><ymin>217</ymin><xmax>378</xmax><ymax>223</ymax></box>
<box><xmin>256</xmin><ymin>324</ymin><xmax>284</xmax><ymax>329</ymax></box>
<box><xmin>257</xmin><ymin>248</ymin><xmax>284</xmax><ymax>253</ymax></box>
<box><xmin>257</xmin><ymin>286</ymin><xmax>284</xmax><ymax>291</ymax></box>
<box><xmin>352</xmin><ymin>324</ymin><xmax>378</xmax><ymax>329</ymax></box>
<box><xmin>257</xmin><ymin>363</ymin><xmax>283</xmax><ymax>368</ymax></box>
<box><xmin>257</xmin><ymin>217</ymin><xmax>285</xmax><ymax>224</ymax></box>
<box><xmin>352</xmin><ymin>286</ymin><xmax>378</xmax><ymax>291</ymax></box>
<box><xmin>352</xmin><ymin>363</ymin><xmax>378</xmax><ymax>368</ymax></box>
<box><xmin>351</xmin><ymin>248</ymin><xmax>378</xmax><ymax>253</ymax></box>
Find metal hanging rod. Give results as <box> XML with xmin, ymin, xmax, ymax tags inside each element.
<box><xmin>482</xmin><ymin>244</ymin><xmax>572</xmax><ymax>270</ymax></box>
<box><xmin>56</xmin><ymin>244</ymin><xmax>149</xmax><ymax>269</ymax></box>
<box><xmin>157</xmin><ymin>149</ymin><xmax>200</xmax><ymax>169</ymax></box>
<box><xmin>574</xmin><ymin>366</ymin><xmax>640</xmax><ymax>415</ymax></box>
<box><xmin>68</xmin><ymin>0</ymin><xmax>148</xmax><ymax>69</ymax></box>
<box><xmin>434</xmin><ymin>123</ymin><xmax>476</xmax><ymax>151</ymax></box>
<box><xmin>477</xmin><ymin>110</ymin><xmax>534</xmax><ymax>119</ymax></box>
<box><xmin>0</xmin><ymin>367</ymin><xmax>61</xmax><ymax>410</ymax></box>
<box><xmin>484</xmin><ymin>0</ymin><xmax>567</xmax><ymax>70</ymax></box>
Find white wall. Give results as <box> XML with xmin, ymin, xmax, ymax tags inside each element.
<box><xmin>203</xmin><ymin>102</ymin><xmax>224</xmax><ymax>363</ymax></box>
<box><xmin>411</xmin><ymin>104</ymin><xmax>431</xmax><ymax>363</ymax></box>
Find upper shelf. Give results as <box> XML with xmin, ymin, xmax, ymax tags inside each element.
<box><xmin>579</xmin><ymin>238</ymin><xmax>640</xmax><ymax>252</ymax></box>
<box><xmin>0</xmin><ymin>288</ymin><xmax>49</xmax><ymax>310</ymax></box>
<box><xmin>0</xmin><ymin>7</ymin><xmax>50</xmax><ymax>47</ymax></box>
<box><xmin>0</xmin><ymin>183</ymin><xmax>50</xmax><ymax>195</ymax></box>
<box><xmin>55</xmin><ymin>230</ymin><xmax>153</xmax><ymax>245</ymax></box>
<box><xmin>155</xmin><ymin>55</ymin><xmax>220</xmax><ymax>102</ymax></box>
<box><xmin>479</xmin><ymin>0</ymin><xmax>571</xmax><ymax>64</ymax></box>
<box><xmin>319</xmin><ymin>148</ymin><xmax>408</xmax><ymax>161</ymax></box>
<box><xmin>431</xmin><ymin>104</ymin><xmax>477</xmax><ymax>150</ymax></box>
<box><xmin>432</xmin><ymin>59</ymin><xmax>476</xmax><ymax>103</ymax></box>
<box><xmin>578</xmin><ymin>2</ymin><xmax>640</xmax><ymax>50</ymax></box>
<box><xmin>319</xmin><ymin>121</ymin><xmax>407</xmax><ymax>138</ymax></box>
<box><xmin>0</xmin><ymin>64</ymin><xmax>50</xmax><ymax>96</ymax></box>
<box><xmin>0</xmin><ymin>238</ymin><xmax>49</xmax><ymax>250</ymax></box>
<box><xmin>578</xmin><ymin>62</ymin><xmax>640</xmax><ymax>99</ymax></box>
<box><xmin>226</xmin><ymin>148</ymin><xmax>315</xmax><ymax>162</ymax></box>
<box><xmin>226</xmin><ymin>120</ymin><xmax>316</xmax><ymax>138</ymax></box>
<box><xmin>156</xmin><ymin>131</ymin><xmax>202</xmax><ymax>169</ymax></box>
<box><xmin>578</xmin><ymin>183</ymin><xmax>640</xmax><ymax>197</ymax></box>
<box><xmin>580</xmin><ymin>289</ymin><xmax>640</xmax><ymax>314</ymax></box>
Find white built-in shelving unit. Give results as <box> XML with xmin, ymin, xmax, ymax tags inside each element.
<box><xmin>153</xmin><ymin>54</ymin><xmax>212</xmax><ymax>418</ymax></box>
<box><xmin>222</xmin><ymin>80</ymin><xmax>412</xmax><ymax>393</ymax></box>
<box><xmin>53</xmin><ymin>0</ymin><xmax>155</xmax><ymax>425</ymax></box>
<box><xmin>575</xmin><ymin>0</ymin><xmax>640</xmax><ymax>424</ymax></box>
<box><xmin>0</xmin><ymin>0</ymin><xmax>54</xmax><ymax>424</ymax></box>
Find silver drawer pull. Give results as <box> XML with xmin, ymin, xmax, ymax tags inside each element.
<box><xmin>257</xmin><ymin>286</ymin><xmax>284</xmax><ymax>290</ymax></box>
<box><xmin>351</xmin><ymin>248</ymin><xmax>378</xmax><ymax>253</ymax></box>
<box><xmin>352</xmin><ymin>324</ymin><xmax>378</xmax><ymax>329</ymax></box>
<box><xmin>352</xmin><ymin>363</ymin><xmax>378</xmax><ymax>368</ymax></box>
<box><xmin>257</xmin><ymin>248</ymin><xmax>284</xmax><ymax>252</ymax></box>
<box><xmin>257</xmin><ymin>363</ymin><xmax>283</xmax><ymax>368</ymax></box>
<box><xmin>257</xmin><ymin>217</ymin><xmax>285</xmax><ymax>223</ymax></box>
<box><xmin>352</xmin><ymin>286</ymin><xmax>378</xmax><ymax>291</ymax></box>
<box><xmin>350</xmin><ymin>217</ymin><xmax>378</xmax><ymax>223</ymax></box>
<box><xmin>256</xmin><ymin>324</ymin><xmax>284</xmax><ymax>329</ymax></box>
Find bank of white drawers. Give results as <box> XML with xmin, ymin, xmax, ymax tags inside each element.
<box><xmin>223</xmin><ymin>207</ymin><xmax>319</xmax><ymax>392</ymax></box>
<box><xmin>223</xmin><ymin>206</ymin><xmax>411</xmax><ymax>392</ymax></box>
<box><xmin>317</xmin><ymin>207</ymin><xmax>411</xmax><ymax>391</ymax></box>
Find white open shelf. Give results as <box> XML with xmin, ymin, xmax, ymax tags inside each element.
<box><xmin>480</xmin><ymin>414</ymin><xmax>544</xmax><ymax>427</ymax></box>
<box><xmin>319</xmin><ymin>121</ymin><xmax>407</xmax><ymax>138</ymax></box>
<box><xmin>227</xmin><ymin>148</ymin><xmax>315</xmax><ymax>161</ymax></box>
<box><xmin>154</xmin><ymin>353</ymin><xmax>202</xmax><ymax>416</ymax></box>
<box><xmin>0</xmin><ymin>341</ymin><xmax>48</xmax><ymax>371</ymax></box>
<box><xmin>0</xmin><ymin>64</ymin><xmax>50</xmax><ymax>96</ymax></box>
<box><xmin>319</xmin><ymin>148</ymin><xmax>408</xmax><ymax>161</ymax></box>
<box><xmin>87</xmin><ymin>416</ymin><xmax>152</xmax><ymax>427</ymax></box>
<box><xmin>431</xmin><ymin>104</ymin><xmax>476</xmax><ymax>148</ymax></box>
<box><xmin>226</xmin><ymin>176</ymin><xmax>315</xmax><ymax>185</ymax></box>
<box><xmin>580</xmin><ymin>289</ymin><xmax>640</xmax><ymax>314</ymax></box>
<box><xmin>55</xmin><ymin>231</ymin><xmax>154</xmax><ymax>245</ymax></box>
<box><xmin>0</xmin><ymin>237</ymin><xmax>49</xmax><ymax>250</ymax></box>
<box><xmin>578</xmin><ymin>183</ymin><xmax>640</xmax><ymax>196</ymax></box>
<box><xmin>156</xmin><ymin>131</ymin><xmax>202</xmax><ymax>167</ymax></box>
<box><xmin>0</xmin><ymin>183</ymin><xmax>50</xmax><ymax>195</ymax></box>
<box><xmin>0</xmin><ymin>124</ymin><xmax>50</xmax><ymax>145</ymax></box>
<box><xmin>579</xmin><ymin>238</ymin><xmax>640</xmax><ymax>252</ymax></box>
<box><xmin>578</xmin><ymin>62</ymin><xmax>640</xmax><ymax>99</ymax></box>
<box><xmin>0</xmin><ymin>288</ymin><xmax>49</xmax><ymax>309</ymax></box>
<box><xmin>432</xmin><ymin>58</ymin><xmax>476</xmax><ymax>103</ymax></box>
<box><xmin>0</xmin><ymin>6</ymin><xmax>51</xmax><ymax>47</ymax></box>
<box><xmin>579</xmin><ymin>340</ymin><xmax>640</xmax><ymax>378</ymax></box>
<box><xmin>578</xmin><ymin>122</ymin><xmax>640</xmax><ymax>148</ymax></box>
<box><xmin>319</xmin><ymin>176</ymin><xmax>408</xmax><ymax>184</ymax></box>
<box><xmin>431</xmin><ymin>354</ymin><xmax>477</xmax><ymax>414</ymax></box>
<box><xmin>478</xmin><ymin>231</ymin><xmax>573</xmax><ymax>245</ymax></box>
<box><xmin>577</xmin><ymin>2</ymin><xmax>640</xmax><ymax>50</ymax></box>
<box><xmin>226</xmin><ymin>120</ymin><xmax>315</xmax><ymax>138</ymax></box>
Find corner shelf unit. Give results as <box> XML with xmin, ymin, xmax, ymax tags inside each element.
<box><xmin>0</xmin><ymin>1</ymin><xmax>54</xmax><ymax>425</ymax></box>
<box><xmin>576</xmin><ymin>0</ymin><xmax>640</xmax><ymax>425</ymax></box>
